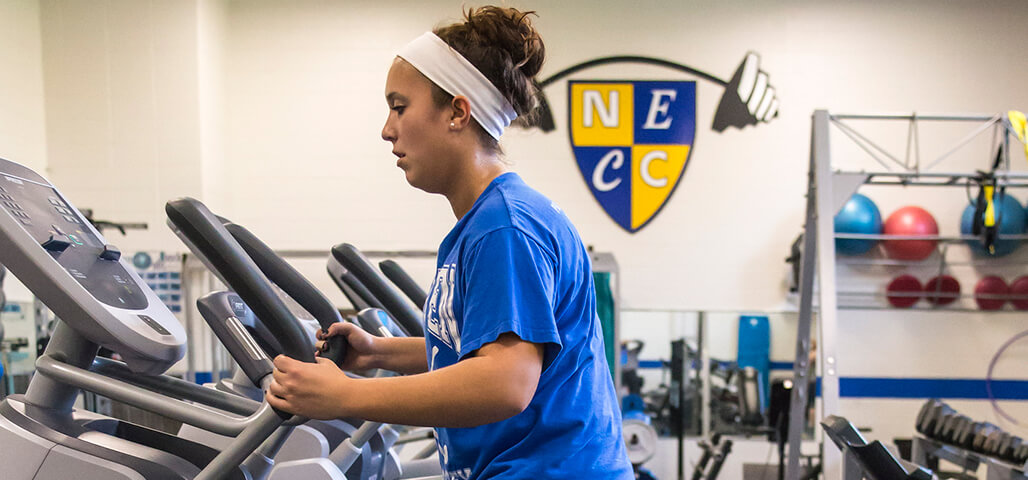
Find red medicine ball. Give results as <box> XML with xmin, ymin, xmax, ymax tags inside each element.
<box><xmin>924</xmin><ymin>275</ymin><xmax>960</xmax><ymax>306</ymax></box>
<box><xmin>886</xmin><ymin>275</ymin><xmax>922</xmax><ymax>308</ymax></box>
<box><xmin>974</xmin><ymin>276</ymin><xmax>1009</xmax><ymax>311</ymax></box>
<box><xmin>1009</xmin><ymin>276</ymin><xmax>1028</xmax><ymax>310</ymax></box>
<box><xmin>883</xmin><ymin>206</ymin><xmax>939</xmax><ymax>261</ymax></box>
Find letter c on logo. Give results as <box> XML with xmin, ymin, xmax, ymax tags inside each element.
<box><xmin>640</xmin><ymin>151</ymin><xmax>668</xmax><ymax>188</ymax></box>
<box><xmin>592</xmin><ymin>149</ymin><xmax>624</xmax><ymax>192</ymax></box>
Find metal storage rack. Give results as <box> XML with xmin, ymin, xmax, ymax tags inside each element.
<box><xmin>785</xmin><ymin>110</ymin><xmax>1028</xmax><ymax>480</ymax></box>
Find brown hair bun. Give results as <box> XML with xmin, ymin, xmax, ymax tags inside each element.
<box><xmin>434</xmin><ymin>6</ymin><xmax>545</xmax><ymax>117</ymax></box>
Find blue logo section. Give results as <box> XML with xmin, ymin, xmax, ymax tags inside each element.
<box><xmin>573</xmin><ymin>146</ymin><xmax>632</xmax><ymax>230</ymax></box>
<box><xmin>634</xmin><ymin>81</ymin><xmax>696</xmax><ymax>145</ymax></box>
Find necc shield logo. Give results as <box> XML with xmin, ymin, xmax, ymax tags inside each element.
<box><xmin>569</xmin><ymin>81</ymin><xmax>695</xmax><ymax>233</ymax></box>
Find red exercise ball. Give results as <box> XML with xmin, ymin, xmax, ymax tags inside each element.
<box><xmin>886</xmin><ymin>275</ymin><xmax>922</xmax><ymax>308</ymax></box>
<box><xmin>974</xmin><ymin>276</ymin><xmax>1009</xmax><ymax>310</ymax></box>
<box><xmin>1009</xmin><ymin>276</ymin><xmax>1028</xmax><ymax>310</ymax></box>
<box><xmin>883</xmin><ymin>206</ymin><xmax>939</xmax><ymax>261</ymax></box>
<box><xmin>925</xmin><ymin>275</ymin><xmax>960</xmax><ymax>306</ymax></box>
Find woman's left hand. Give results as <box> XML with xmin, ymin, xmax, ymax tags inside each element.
<box><xmin>266</xmin><ymin>354</ymin><xmax>351</xmax><ymax>420</ymax></box>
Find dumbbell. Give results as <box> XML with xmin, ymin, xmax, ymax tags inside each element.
<box><xmin>1014</xmin><ymin>443</ymin><xmax>1028</xmax><ymax>464</ymax></box>
<box><xmin>996</xmin><ymin>432</ymin><xmax>1010</xmax><ymax>459</ymax></box>
<box><xmin>711</xmin><ymin>52</ymin><xmax>780</xmax><ymax>131</ymax></box>
<box><xmin>918</xmin><ymin>401</ymin><xmax>952</xmax><ymax>438</ymax></box>
<box><xmin>982</xmin><ymin>429</ymin><xmax>998</xmax><ymax>455</ymax></box>
<box><xmin>952</xmin><ymin>417</ymin><xmax>976</xmax><ymax>448</ymax></box>
<box><xmin>941</xmin><ymin>413</ymin><xmax>962</xmax><ymax>444</ymax></box>
<box><xmin>965</xmin><ymin>422</ymin><xmax>987</xmax><ymax>449</ymax></box>
<box><xmin>972</xmin><ymin>423</ymin><xmax>1000</xmax><ymax>452</ymax></box>
<box><xmin>915</xmin><ymin>399</ymin><xmax>941</xmax><ymax>435</ymax></box>
<box><xmin>1000</xmin><ymin>435</ymin><xmax>1021</xmax><ymax>462</ymax></box>
<box><xmin>994</xmin><ymin>431</ymin><xmax>1011</xmax><ymax>458</ymax></box>
<box><xmin>929</xmin><ymin>405</ymin><xmax>957</xmax><ymax>440</ymax></box>
<box><xmin>942</xmin><ymin>414</ymin><xmax>970</xmax><ymax>445</ymax></box>
<box><xmin>985</xmin><ymin>431</ymin><xmax>1008</xmax><ymax>457</ymax></box>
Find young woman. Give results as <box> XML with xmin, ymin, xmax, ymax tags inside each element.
<box><xmin>267</xmin><ymin>6</ymin><xmax>633</xmax><ymax>479</ymax></box>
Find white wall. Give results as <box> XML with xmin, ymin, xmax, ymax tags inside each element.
<box><xmin>0</xmin><ymin>0</ymin><xmax>48</xmax><ymax>302</ymax></box>
<box><xmin>38</xmin><ymin>0</ymin><xmax>208</xmax><ymax>253</ymax></box>
<box><xmin>198</xmin><ymin>0</ymin><xmax>229</xmax><ymax>210</ymax></box>
<box><xmin>0</xmin><ymin>0</ymin><xmax>47</xmax><ymax>171</ymax></box>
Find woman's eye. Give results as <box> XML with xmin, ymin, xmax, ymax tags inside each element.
<box><xmin>391</xmin><ymin>106</ymin><xmax>405</xmax><ymax>114</ymax></box>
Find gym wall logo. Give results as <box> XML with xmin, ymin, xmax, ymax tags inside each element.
<box><xmin>531</xmin><ymin>53</ymin><xmax>779</xmax><ymax>232</ymax></box>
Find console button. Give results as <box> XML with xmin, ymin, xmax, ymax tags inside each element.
<box><xmin>42</xmin><ymin>235</ymin><xmax>71</xmax><ymax>252</ymax></box>
<box><xmin>100</xmin><ymin>244</ymin><xmax>121</xmax><ymax>261</ymax></box>
<box><xmin>138</xmin><ymin>315</ymin><xmax>171</xmax><ymax>335</ymax></box>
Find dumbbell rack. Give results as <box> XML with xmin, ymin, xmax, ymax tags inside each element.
<box><xmin>787</xmin><ymin>111</ymin><xmax>1028</xmax><ymax>480</ymax></box>
<box><xmin>913</xmin><ymin>436</ymin><xmax>1027</xmax><ymax>480</ymax></box>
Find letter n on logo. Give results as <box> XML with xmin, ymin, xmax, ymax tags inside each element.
<box><xmin>568</xmin><ymin>81</ymin><xmax>695</xmax><ymax>233</ymax></box>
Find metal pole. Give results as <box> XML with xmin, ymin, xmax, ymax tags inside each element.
<box><xmin>699</xmin><ymin>311</ymin><xmax>711</xmax><ymax>441</ymax></box>
<box><xmin>830</xmin><ymin>112</ymin><xmax>996</xmax><ymax>121</ymax></box>
<box><xmin>785</xmin><ymin>109</ymin><xmax>829</xmax><ymax>480</ymax></box>
<box><xmin>815</xmin><ymin>108</ymin><xmax>845</xmax><ymax>480</ymax></box>
<box><xmin>183</xmin><ymin>254</ymin><xmax>196</xmax><ymax>384</ymax></box>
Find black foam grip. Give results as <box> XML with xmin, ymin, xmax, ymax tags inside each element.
<box><xmin>320</xmin><ymin>336</ymin><xmax>348</xmax><ymax>364</ymax></box>
<box><xmin>166</xmin><ymin>198</ymin><xmax>314</xmax><ymax>365</ymax></box>
<box><xmin>331</xmin><ymin>244</ymin><xmax>424</xmax><ymax>337</ymax></box>
<box><xmin>379</xmin><ymin>259</ymin><xmax>428</xmax><ymax>308</ymax></box>
<box><xmin>224</xmin><ymin>223</ymin><xmax>347</xmax><ymax>365</ymax></box>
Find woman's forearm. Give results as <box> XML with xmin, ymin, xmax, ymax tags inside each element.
<box><xmin>372</xmin><ymin>336</ymin><xmax>429</xmax><ymax>374</ymax></box>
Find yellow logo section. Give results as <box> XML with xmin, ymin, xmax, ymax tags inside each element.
<box><xmin>631</xmin><ymin>145</ymin><xmax>690</xmax><ymax>229</ymax></box>
<box><xmin>571</xmin><ymin>83</ymin><xmax>634</xmax><ymax>147</ymax></box>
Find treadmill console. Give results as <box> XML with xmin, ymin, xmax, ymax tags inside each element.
<box><xmin>0</xmin><ymin>175</ymin><xmax>147</xmax><ymax>310</ymax></box>
<box><xmin>0</xmin><ymin>158</ymin><xmax>185</xmax><ymax>374</ymax></box>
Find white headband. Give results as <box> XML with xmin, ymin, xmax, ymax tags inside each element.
<box><xmin>397</xmin><ymin>32</ymin><xmax>517</xmax><ymax>140</ymax></box>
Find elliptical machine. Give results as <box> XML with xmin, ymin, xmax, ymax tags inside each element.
<box><xmin>0</xmin><ymin>157</ymin><xmax>347</xmax><ymax>479</ymax></box>
<box><xmin>170</xmin><ymin>218</ymin><xmax>405</xmax><ymax>480</ymax></box>
<box><xmin>167</xmin><ymin>200</ymin><xmax>441</xmax><ymax>480</ymax></box>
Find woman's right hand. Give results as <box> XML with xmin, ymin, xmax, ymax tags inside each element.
<box><xmin>316</xmin><ymin>321</ymin><xmax>379</xmax><ymax>371</ymax></box>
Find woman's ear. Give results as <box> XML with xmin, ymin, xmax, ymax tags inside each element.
<box><xmin>450</xmin><ymin>96</ymin><xmax>473</xmax><ymax>129</ymax></box>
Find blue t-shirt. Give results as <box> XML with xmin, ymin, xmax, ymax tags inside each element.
<box><xmin>422</xmin><ymin>173</ymin><xmax>633</xmax><ymax>480</ymax></box>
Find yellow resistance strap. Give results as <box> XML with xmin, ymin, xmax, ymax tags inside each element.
<box><xmin>984</xmin><ymin>185</ymin><xmax>996</xmax><ymax>228</ymax></box>
<box><xmin>1009</xmin><ymin>110</ymin><xmax>1028</xmax><ymax>161</ymax></box>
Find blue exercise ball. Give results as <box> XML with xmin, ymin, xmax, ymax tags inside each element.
<box><xmin>960</xmin><ymin>194</ymin><xmax>1027</xmax><ymax>257</ymax></box>
<box><xmin>834</xmin><ymin>193</ymin><xmax>883</xmax><ymax>255</ymax></box>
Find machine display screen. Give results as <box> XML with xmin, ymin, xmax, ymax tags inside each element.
<box><xmin>1</xmin><ymin>175</ymin><xmax>148</xmax><ymax>310</ymax></box>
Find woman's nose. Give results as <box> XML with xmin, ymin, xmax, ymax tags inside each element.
<box><xmin>381</xmin><ymin>119</ymin><xmax>396</xmax><ymax>142</ymax></box>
